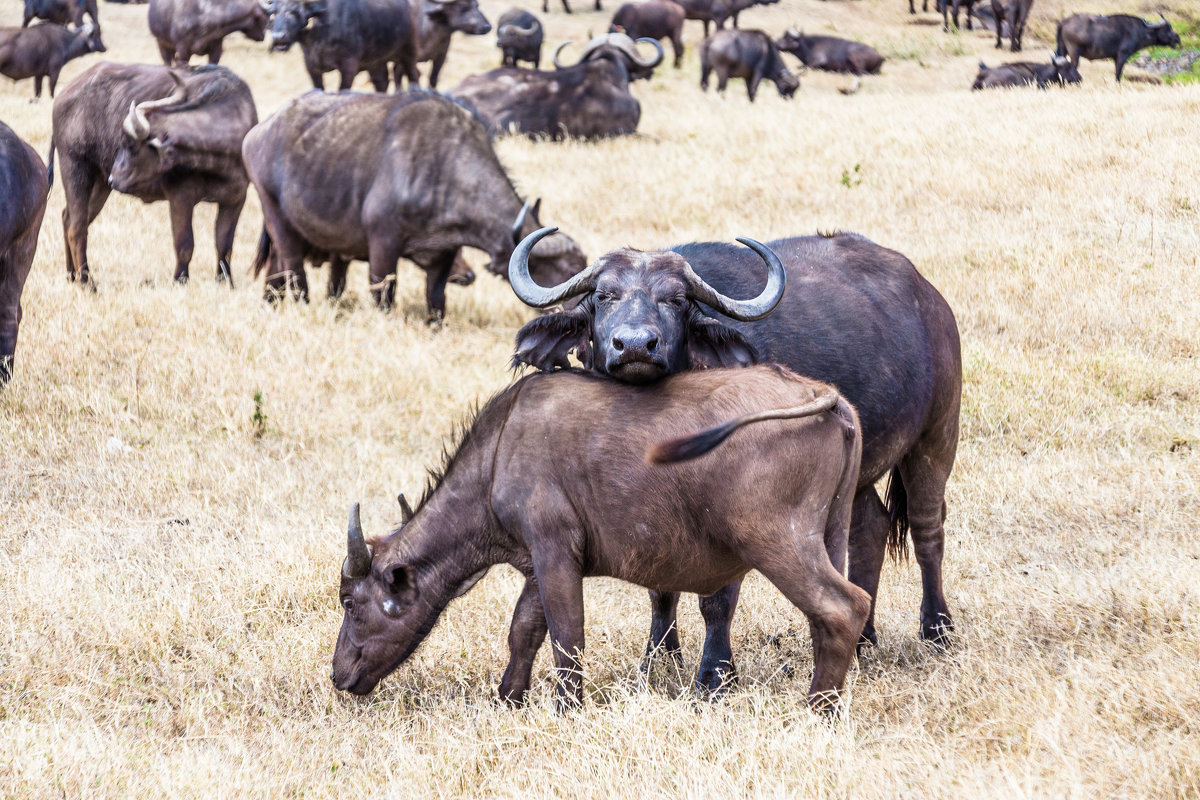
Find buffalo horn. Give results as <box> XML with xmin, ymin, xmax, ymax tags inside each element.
<box><xmin>122</xmin><ymin>101</ymin><xmax>149</xmax><ymax>141</ymax></box>
<box><xmin>343</xmin><ymin>502</ymin><xmax>372</xmax><ymax>578</ymax></box>
<box><xmin>128</xmin><ymin>70</ymin><xmax>188</xmax><ymax>140</ymax></box>
<box><xmin>681</xmin><ymin>238</ymin><xmax>786</xmax><ymax>321</ymax></box>
<box><xmin>509</xmin><ymin>226</ymin><xmax>603</xmax><ymax>308</ymax></box>
<box><xmin>511</xmin><ymin>198</ymin><xmax>533</xmax><ymax>244</ymax></box>
<box><xmin>630</xmin><ymin>36</ymin><xmax>664</xmax><ymax>68</ymax></box>
<box><xmin>553</xmin><ymin>40</ymin><xmax>576</xmax><ymax>68</ymax></box>
<box><xmin>785</xmin><ymin>26</ymin><xmax>800</xmax><ymax>38</ymax></box>
<box><xmin>510</xmin><ymin>21</ymin><xmax>537</xmax><ymax>34</ymax></box>
<box><xmin>397</xmin><ymin>493</ymin><xmax>414</xmax><ymax>523</ymax></box>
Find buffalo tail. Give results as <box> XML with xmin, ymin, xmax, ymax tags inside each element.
<box><xmin>884</xmin><ymin>466</ymin><xmax>910</xmax><ymax>561</ymax></box>
<box><xmin>251</xmin><ymin>226</ymin><xmax>272</xmax><ymax>277</ymax></box>
<box><xmin>46</xmin><ymin>137</ymin><xmax>55</xmax><ymax>188</ymax></box>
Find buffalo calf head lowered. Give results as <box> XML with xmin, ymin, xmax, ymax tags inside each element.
<box><xmin>509</xmin><ymin>227</ymin><xmax>785</xmax><ymax>383</ymax></box>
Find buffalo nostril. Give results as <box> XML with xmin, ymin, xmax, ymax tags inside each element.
<box><xmin>645</xmin><ymin>337</ymin><xmax>658</xmax><ymax>353</ymax></box>
<box><xmin>612</xmin><ymin>337</ymin><xmax>625</xmax><ymax>352</ymax></box>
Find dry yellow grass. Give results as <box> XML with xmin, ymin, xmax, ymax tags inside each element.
<box><xmin>2</xmin><ymin>0</ymin><xmax>1199</xmax><ymax>797</ymax></box>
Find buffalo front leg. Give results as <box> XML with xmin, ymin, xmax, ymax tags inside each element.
<box><xmin>498</xmin><ymin>576</ymin><xmax>550</xmax><ymax>706</ymax></box>
<box><xmin>214</xmin><ymin>199</ymin><xmax>243</xmax><ymax>286</ymax></box>
<box><xmin>0</xmin><ymin>301</ymin><xmax>20</xmax><ymax>386</ymax></box>
<box><xmin>422</xmin><ymin>250</ymin><xmax>456</xmax><ymax>323</ymax></box>
<box><xmin>696</xmin><ymin>581</ymin><xmax>741</xmax><ymax>694</ymax></box>
<box><xmin>168</xmin><ymin>199</ymin><xmax>196</xmax><ymax>284</ymax></box>
<box><xmin>206</xmin><ymin>41</ymin><xmax>223</xmax><ymax>65</ymax></box>
<box><xmin>532</xmin><ymin>555</ymin><xmax>586</xmax><ymax>710</ymax></box>
<box><xmin>643</xmin><ymin>591</ymin><xmax>683</xmax><ymax>671</ymax></box>
<box><xmin>326</xmin><ymin>255</ymin><xmax>350</xmax><ymax>299</ymax></box>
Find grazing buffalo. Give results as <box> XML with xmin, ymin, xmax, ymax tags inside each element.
<box><xmin>148</xmin><ymin>0</ymin><xmax>268</xmax><ymax>66</ymax></box>
<box><xmin>700</xmin><ymin>29</ymin><xmax>798</xmax><ymax>101</ymax></box>
<box><xmin>509</xmin><ymin>229</ymin><xmax>961</xmax><ymax>690</ymax></box>
<box><xmin>250</xmin><ymin>243</ymin><xmax>477</xmax><ymax>301</ymax></box>
<box><xmin>610</xmin><ymin>0</ymin><xmax>685</xmax><ymax>68</ymax></box>
<box><xmin>1056</xmin><ymin>13</ymin><xmax>1181</xmax><ymax>82</ymax></box>
<box><xmin>50</xmin><ymin>63</ymin><xmax>257</xmax><ymax>286</ymax></box>
<box><xmin>0</xmin><ymin>22</ymin><xmax>105</xmax><ymax>98</ymax></box>
<box><xmin>268</xmin><ymin>0</ymin><xmax>419</xmax><ymax>92</ymax></box>
<box><xmin>448</xmin><ymin>34</ymin><xmax>664</xmax><ymax>140</ymax></box>
<box><xmin>332</xmin><ymin>365</ymin><xmax>871</xmax><ymax>712</ymax></box>
<box><xmin>775</xmin><ymin>28</ymin><xmax>883</xmax><ymax>75</ymax></box>
<box><xmin>676</xmin><ymin>0</ymin><xmax>777</xmax><ymax>37</ymax></box>
<box><xmin>0</xmin><ymin>122</ymin><xmax>48</xmax><ymax>386</ymax></box>
<box><xmin>242</xmin><ymin>90</ymin><xmax>585</xmax><ymax>318</ymax></box>
<box><xmin>990</xmin><ymin>0</ymin><xmax>1031</xmax><ymax>51</ymax></box>
<box><xmin>496</xmin><ymin>8</ymin><xmax>542</xmax><ymax>68</ymax></box>
<box><xmin>23</xmin><ymin>0</ymin><xmax>98</xmax><ymax>27</ymax></box>
<box><xmin>972</xmin><ymin>54</ymin><xmax>1080</xmax><ymax>88</ymax></box>
<box><xmin>941</xmin><ymin>0</ymin><xmax>981</xmax><ymax>32</ymax></box>
<box><xmin>410</xmin><ymin>0</ymin><xmax>491</xmax><ymax>89</ymax></box>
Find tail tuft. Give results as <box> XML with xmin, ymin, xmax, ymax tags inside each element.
<box><xmin>646</xmin><ymin>421</ymin><xmax>738</xmax><ymax>464</ymax></box>
<box><xmin>251</xmin><ymin>226</ymin><xmax>272</xmax><ymax>277</ymax></box>
<box><xmin>884</xmin><ymin>467</ymin><xmax>910</xmax><ymax>561</ymax></box>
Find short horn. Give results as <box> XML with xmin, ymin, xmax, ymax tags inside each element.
<box><xmin>553</xmin><ymin>40</ymin><xmax>578</xmax><ymax>68</ymax></box>
<box><xmin>123</xmin><ymin>100</ymin><xmax>149</xmax><ymax>141</ymax></box>
<box><xmin>682</xmin><ymin>238</ymin><xmax>786</xmax><ymax>321</ymax></box>
<box><xmin>511</xmin><ymin>21</ymin><xmax>537</xmax><ymax>34</ymax></box>
<box><xmin>397</xmin><ymin>493</ymin><xmax>414</xmax><ymax>523</ymax></box>
<box><xmin>343</xmin><ymin>502</ymin><xmax>372</xmax><ymax>578</ymax></box>
<box><xmin>508</xmin><ymin>226</ymin><xmax>601</xmax><ymax>308</ymax></box>
<box><xmin>512</xmin><ymin>199</ymin><xmax>533</xmax><ymax>244</ymax></box>
<box><xmin>632</xmin><ymin>36</ymin><xmax>664</xmax><ymax>68</ymax></box>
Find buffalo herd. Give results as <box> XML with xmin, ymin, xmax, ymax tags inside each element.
<box><xmin>0</xmin><ymin>0</ymin><xmax>1188</xmax><ymax>715</ymax></box>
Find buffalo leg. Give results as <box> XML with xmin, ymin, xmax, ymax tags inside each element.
<box><xmin>716</xmin><ymin>70</ymin><xmax>729</xmax><ymax>95</ymax></box>
<box><xmin>365</xmin><ymin>237</ymin><xmax>402</xmax><ymax>311</ymax></box>
<box><xmin>746</xmin><ymin>68</ymin><xmax>763</xmax><ymax>102</ymax></box>
<box><xmin>257</xmin><ymin>192</ymin><xmax>309</xmax><ymax>302</ymax></box>
<box><xmin>207</xmin><ymin>41</ymin><xmax>223</xmax><ymax>65</ymax></box>
<box><xmin>62</xmin><ymin>164</ymin><xmax>109</xmax><ymax>286</ymax></box>
<box><xmin>34</xmin><ymin>75</ymin><xmax>44</xmax><ymax>99</ymax></box>
<box><xmin>168</xmin><ymin>199</ymin><xmax>196</xmax><ymax>284</ymax></box>
<box><xmin>0</xmin><ymin>197</ymin><xmax>42</xmax><ymax>385</ymax></box>
<box><xmin>671</xmin><ymin>32</ymin><xmax>683</xmax><ymax>68</ymax></box>
<box><xmin>847</xmin><ymin>487</ymin><xmax>889</xmax><ymax>649</ymax></box>
<box><xmin>428</xmin><ymin>52</ymin><xmax>448</xmax><ymax>89</ymax></box>
<box><xmin>157</xmin><ymin>43</ymin><xmax>173</xmax><ymax>65</ymax></box>
<box><xmin>214</xmin><ymin>199</ymin><xmax>243</xmax><ymax>286</ymax></box>
<box><xmin>1115</xmin><ymin>49</ymin><xmax>1132</xmax><ymax>82</ymax></box>
<box><xmin>367</xmin><ymin>65</ymin><xmax>389</xmax><ymax>92</ymax></box>
<box><xmin>327</xmin><ymin>255</ymin><xmax>349</xmax><ymax>299</ymax></box>
<box><xmin>643</xmin><ymin>591</ymin><xmax>683</xmax><ymax>670</ymax></box>
<box><xmin>498</xmin><ymin>576</ymin><xmax>549</xmax><ymax>706</ymax></box>
<box><xmin>532</xmin><ymin>553</ymin><xmax>586</xmax><ymax>709</ymax></box>
<box><xmin>695</xmin><ymin>582</ymin><xmax>741</xmax><ymax>694</ymax></box>
<box><xmin>422</xmin><ymin>250</ymin><xmax>456</xmax><ymax>322</ymax></box>
<box><xmin>994</xmin><ymin>8</ymin><xmax>1003</xmax><ymax>48</ymax></box>
<box><xmin>0</xmin><ymin>298</ymin><xmax>19</xmax><ymax>387</ymax></box>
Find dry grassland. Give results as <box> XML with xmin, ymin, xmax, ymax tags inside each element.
<box><xmin>1</xmin><ymin>0</ymin><xmax>1199</xmax><ymax>796</ymax></box>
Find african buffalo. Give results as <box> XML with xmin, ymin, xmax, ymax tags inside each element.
<box><xmin>448</xmin><ymin>34</ymin><xmax>664</xmax><ymax>140</ymax></box>
<box><xmin>610</xmin><ymin>0</ymin><xmax>685</xmax><ymax>68</ymax></box>
<box><xmin>972</xmin><ymin>54</ymin><xmax>1080</xmax><ymax>88</ymax></box>
<box><xmin>701</xmin><ymin>29</ymin><xmax>798</xmax><ymax>101</ymax></box>
<box><xmin>410</xmin><ymin>0</ymin><xmax>491</xmax><ymax>89</ymax></box>
<box><xmin>268</xmin><ymin>0</ymin><xmax>419</xmax><ymax>92</ymax></box>
<box><xmin>0</xmin><ymin>22</ymin><xmax>105</xmax><ymax>98</ymax></box>
<box><xmin>1056</xmin><ymin>13</ymin><xmax>1180</xmax><ymax>82</ymax></box>
<box><xmin>775</xmin><ymin>28</ymin><xmax>883</xmax><ymax>75</ymax></box>
<box><xmin>332</xmin><ymin>364</ymin><xmax>871</xmax><ymax>712</ymax></box>
<box><xmin>509</xmin><ymin>229</ymin><xmax>961</xmax><ymax>691</ymax></box>
<box><xmin>23</xmin><ymin>0</ymin><xmax>98</xmax><ymax>27</ymax></box>
<box><xmin>49</xmin><ymin>63</ymin><xmax>257</xmax><ymax>286</ymax></box>
<box><xmin>149</xmin><ymin>0</ymin><xmax>268</xmax><ymax>66</ymax></box>
<box><xmin>941</xmin><ymin>0</ymin><xmax>981</xmax><ymax>32</ymax></box>
<box><xmin>909</xmin><ymin>0</ymin><xmax>928</xmax><ymax>14</ymax></box>
<box><xmin>542</xmin><ymin>0</ymin><xmax>599</xmax><ymax>13</ymax></box>
<box><xmin>241</xmin><ymin>90</ymin><xmax>584</xmax><ymax>318</ymax></box>
<box><xmin>0</xmin><ymin>122</ymin><xmax>48</xmax><ymax>387</ymax></box>
<box><xmin>676</xmin><ymin>0</ymin><xmax>777</xmax><ymax>37</ymax></box>
<box><xmin>496</xmin><ymin>8</ymin><xmax>542</xmax><ymax>68</ymax></box>
<box><xmin>991</xmin><ymin>0</ymin><xmax>1031</xmax><ymax>51</ymax></box>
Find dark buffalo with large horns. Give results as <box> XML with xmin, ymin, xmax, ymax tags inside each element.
<box><xmin>241</xmin><ymin>90</ymin><xmax>585</xmax><ymax>318</ymax></box>
<box><xmin>23</xmin><ymin>0</ymin><xmax>98</xmax><ymax>27</ymax></box>
<box><xmin>509</xmin><ymin>228</ymin><xmax>961</xmax><ymax>691</ymax></box>
<box><xmin>0</xmin><ymin>22</ymin><xmax>105</xmax><ymax>99</ymax></box>
<box><xmin>1056</xmin><ymin>13</ymin><xmax>1180</xmax><ymax>82</ymax></box>
<box><xmin>0</xmin><ymin>121</ymin><xmax>49</xmax><ymax>386</ymax></box>
<box><xmin>148</xmin><ymin>0</ymin><xmax>269</xmax><ymax>66</ymax></box>
<box><xmin>268</xmin><ymin>0</ymin><xmax>419</xmax><ymax>91</ymax></box>
<box><xmin>332</xmin><ymin>365</ymin><xmax>871</xmax><ymax>712</ymax></box>
<box><xmin>972</xmin><ymin>54</ymin><xmax>1080</xmax><ymax>89</ymax></box>
<box><xmin>496</xmin><ymin>8</ymin><xmax>543</xmax><ymax>68</ymax></box>
<box><xmin>610</xmin><ymin>0</ymin><xmax>685</xmax><ymax>68</ymax></box>
<box><xmin>700</xmin><ymin>29</ymin><xmax>798</xmax><ymax>101</ymax></box>
<box><xmin>448</xmin><ymin>33</ymin><xmax>663</xmax><ymax>140</ymax></box>
<box><xmin>49</xmin><ymin>63</ymin><xmax>258</xmax><ymax>286</ymax></box>
<box><xmin>410</xmin><ymin>0</ymin><xmax>492</xmax><ymax>88</ymax></box>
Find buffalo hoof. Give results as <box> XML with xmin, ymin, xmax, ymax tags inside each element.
<box><xmin>640</xmin><ymin>642</ymin><xmax>685</xmax><ymax>675</ymax></box>
<box><xmin>695</xmin><ymin>660</ymin><xmax>737</xmax><ymax>697</ymax></box>
<box><xmin>856</xmin><ymin>625</ymin><xmax>879</xmax><ymax>657</ymax></box>
<box><xmin>497</xmin><ymin>682</ymin><xmax>530</xmax><ymax>707</ymax></box>
<box><xmin>920</xmin><ymin>614</ymin><xmax>955</xmax><ymax>650</ymax></box>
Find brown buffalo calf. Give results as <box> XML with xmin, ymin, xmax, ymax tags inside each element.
<box><xmin>331</xmin><ymin>366</ymin><xmax>871</xmax><ymax>713</ymax></box>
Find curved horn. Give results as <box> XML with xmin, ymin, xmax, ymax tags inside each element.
<box><xmin>509</xmin><ymin>226</ymin><xmax>603</xmax><ymax>308</ymax></box>
<box><xmin>343</xmin><ymin>502</ymin><xmax>372</xmax><ymax>578</ymax></box>
<box><xmin>632</xmin><ymin>36</ymin><xmax>664</xmax><ymax>68</ymax></box>
<box><xmin>397</xmin><ymin>493</ymin><xmax>414</xmax><ymax>523</ymax></box>
<box><xmin>512</xmin><ymin>199</ymin><xmax>533</xmax><ymax>244</ymax></box>
<box><xmin>553</xmin><ymin>40</ymin><xmax>578</xmax><ymax>68</ymax></box>
<box><xmin>132</xmin><ymin>69</ymin><xmax>188</xmax><ymax>136</ymax></box>
<box><xmin>123</xmin><ymin>100</ymin><xmax>150</xmax><ymax>141</ymax></box>
<box><xmin>681</xmin><ymin>238</ymin><xmax>786</xmax><ymax>321</ymax></box>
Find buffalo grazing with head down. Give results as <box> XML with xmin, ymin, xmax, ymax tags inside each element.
<box><xmin>410</xmin><ymin>0</ymin><xmax>491</xmax><ymax>88</ymax></box>
<box><xmin>0</xmin><ymin>122</ymin><xmax>49</xmax><ymax>387</ymax></box>
<box><xmin>0</xmin><ymin>22</ymin><xmax>105</xmax><ymax>98</ymax></box>
<box><xmin>496</xmin><ymin>8</ymin><xmax>542</xmax><ymax>68</ymax></box>
<box><xmin>241</xmin><ymin>90</ymin><xmax>584</xmax><ymax>318</ymax></box>
<box><xmin>148</xmin><ymin>0</ymin><xmax>269</xmax><ymax>66</ymax></box>
<box><xmin>701</xmin><ymin>28</ymin><xmax>798</xmax><ymax>101</ymax></box>
<box><xmin>972</xmin><ymin>53</ymin><xmax>1080</xmax><ymax>89</ymax></box>
<box><xmin>50</xmin><ymin>63</ymin><xmax>257</xmax><ymax>286</ymax></box>
<box><xmin>448</xmin><ymin>33</ymin><xmax>664</xmax><ymax>140</ymax></box>
<box><xmin>610</xmin><ymin>0</ymin><xmax>685</xmax><ymax>68</ymax></box>
<box><xmin>23</xmin><ymin>0</ymin><xmax>98</xmax><ymax>27</ymax></box>
<box><xmin>332</xmin><ymin>365</ymin><xmax>871</xmax><ymax>712</ymax></box>
<box><xmin>1056</xmin><ymin>13</ymin><xmax>1180</xmax><ymax>82</ymax></box>
<box><xmin>508</xmin><ymin>228</ymin><xmax>962</xmax><ymax>690</ymax></box>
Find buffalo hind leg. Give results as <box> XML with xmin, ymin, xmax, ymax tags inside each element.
<box><xmin>643</xmin><ymin>591</ymin><xmax>684</xmax><ymax>671</ymax></box>
<box><xmin>848</xmin><ymin>486</ymin><xmax>889</xmax><ymax>650</ymax></box>
<box><xmin>696</xmin><ymin>581</ymin><xmax>741</xmax><ymax>695</ymax></box>
<box><xmin>368</xmin><ymin>65</ymin><xmax>389</xmax><ymax>92</ymax></box>
<box><xmin>498</xmin><ymin>576</ymin><xmax>550</xmax><ymax>706</ymax></box>
<box><xmin>62</xmin><ymin>164</ymin><xmax>109</xmax><ymax>287</ymax></box>
<box><xmin>207</xmin><ymin>41</ymin><xmax>223</xmax><ymax>65</ymax></box>
<box><xmin>327</xmin><ymin>255</ymin><xmax>349</xmax><ymax>299</ymax></box>
<box><xmin>168</xmin><ymin>199</ymin><xmax>196</xmax><ymax>284</ymax></box>
<box><xmin>214</xmin><ymin>198</ymin><xmax>243</xmax><ymax>286</ymax></box>
<box><xmin>671</xmin><ymin>32</ymin><xmax>683</xmax><ymax>68</ymax></box>
<box><xmin>531</xmin><ymin>549</ymin><xmax>586</xmax><ymax>709</ymax></box>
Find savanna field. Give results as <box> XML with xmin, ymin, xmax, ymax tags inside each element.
<box><xmin>2</xmin><ymin>0</ymin><xmax>1199</xmax><ymax>794</ymax></box>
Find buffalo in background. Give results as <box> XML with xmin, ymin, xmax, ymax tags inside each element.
<box><xmin>676</xmin><ymin>0</ymin><xmax>778</xmax><ymax>37</ymax></box>
<box><xmin>0</xmin><ymin>122</ymin><xmax>49</xmax><ymax>386</ymax></box>
<box><xmin>1056</xmin><ymin>13</ymin><xmax>1181</xmax><ymax>82</ymax></box>
<box><xmin>410</xmin><ymin>0</ymin><xmax>491</xmax><ymax>88</ymax></box>
<box><xmin>610</xmin><ymin>0</ymin><xmax>685</xmax><ymax>68</ymax></box>
<box><xmin>50</xmin><ymin>63</ymin><xmax>258</xmax><ymax>286</ymax></box>
<box><xmin>0</xmin><ymin>22</ymin><xmax>106</xmax><ymax>98</ymax></box>
<box><xmin>496</xmin><ymin>8</ymin><xmax>542</xmax><ymax>68</ymax></box>
<box><xmin>972</xmin><ymin>53</ymin><xmax>1080</xmax><ymax>88</ymax></box>
<box><xmin>23</xmin><ymin>0</ymin><xmax>98</xmax><ymax>27</ymax></box>
<box><xmin>149</xmin><ymin>0</ymin><xmax>269</xmax><ymax>66</ymax></box>
<box><xmin>508</xmin><ymin>229</ymin><xmax>962</xmax><ymax>690</ymax></box>
<box><xmin>991</xmin><ymin>0</ymin><xmax>1032</xmax><ymax>51</ymax></box>
<box><xmin>775</xmin><ymin>28</ymin><xmax>883</xmax><ymax>75</ymax></box>
<box><xmin>701</xmin><ymin>28</ymin><xmax>798</xmax><ymax>101</ymax></box>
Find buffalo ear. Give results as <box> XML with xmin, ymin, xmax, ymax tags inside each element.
<box><xmin>512</xmin><ymin>305</ymin><xmax>593</xmax><ymax>372</ymax></box>
<box><xmin>687</xmin><ymin>311</ymin><xmax>759</xmax><ymax>369</ymax></box>
<box><xmin>382</xmin><ymin>564</ymin><xmax>417</xmax><ymax>602</ymax></box>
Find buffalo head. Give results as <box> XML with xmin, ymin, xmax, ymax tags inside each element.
<box><xmin>80</xmin><ymin>21</ymin><xmax>107</xmax><ymax>54</ymax></box>
<box><xmin>554</xmin><ymin>33</ymin><xmax>664</xmax><ymax>80</ymax></box>
<box><xmin>269</xmin><ymin>0</ymin><xmax>325</xmax><ymax>51</ymax></box>
<box><xmin>426</xmin><ymin>0</ymin><xmax>492</xmax><ymax>36</ymax></box>
<box><xmin>109</xmin><ymin>72</ymin><xmax>188</xmax><ymax>194</ymax></box>
<box><xmin>1147</xmin><ymin>14</ymin><xmax>1181</xmax><ymax>48</ymax></box>
<box><xmin>509</xmin><ymin>228</ymin><xmax>785</xmax><ymax>383</ymax></box>
<box><xmin>1050</xmin><ymin>52</ymin><xmax>1082</xmax><ymax>85</ymax></box>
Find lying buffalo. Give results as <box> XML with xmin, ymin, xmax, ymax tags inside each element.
<box><xmin>410</xmin><ymin>0</ymin><xmax>491</xmax><ymax>88</ymax></box>
<box><xmin>1056</xmin><ymin>13</ymin><xmax>1181</xmax><ymax>82</ymax></box>
<box><xmin>990</xmin><ymin>0</ymin><xmax>1031</xmax><ymax>51</ymax></box>
<box><xmin>268</xmin><ymin>0</ymin><xmax>419</xmax><ymax>91</ymax></box>
<box><xmin>496</xmin><ymin>8</ymin><xmax>542</xmax><ymax>68</ymax></box>
<box><xmin>332</xmin><ymin>364</ymin><xmax>871</xmax><ymax>711</ymax></box>
<box><xmin>50</xmin><ymin>63</ymin><xmax>257</xmax><ymax>286</ymax></box>
<box><xmin>149</xmin><ymin>0</ymin><xmax>268</xmax><ymax>66</ymax></box>
<box><xmin>510</xmin><ymin>229</ymin><xmax>961</xmax><ymax>690</ymax></box>
<box><xmin>0</xmin><ymin>122</ymin><xmax>49</xmax><ymax>386</ymax></box>
<box><xmin>775</xmin><ymin>29</ymin><xmax>883</xmax><ymax>75</ymax></box>
<box><xmin>448</xmin><ymin>34</ymin><xmax>663</xmax><ymax>140</ymax></box>
<box><xmin>23</xmin><ymin>0</ymin><xmax>98</xmax><ymax>27</ymax></box>
<box><xmin>0</xmin><ymin>22</ymin><xmax>106</xmax><ymax>98</ymax></box>
<box><xmin>610</xmin><ymin>0</ymin><xmax>685</xmax><ymax>68</ymax></box>
<box><xmin>701</xmin><ymin>29</ymin><xmax>798</xmax><ymax>101</ymax></box>
<box><xmin>242</xmin><ymin>90</ymin><xmax>584</xmax><ymax>317</ymax></box>
<box><xmin>972</xmin><ymin>54</ymin><xmax>1080</xmax><ymax>89</ymax></box>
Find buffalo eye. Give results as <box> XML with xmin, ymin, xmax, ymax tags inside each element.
<box><xmin>594</xmin><ymin>290</ymin><xmax>615</xmax><ymax>304</ymax></box>
<box><xmin>341</xmin><ymin>597</ymin><xmax>354</xmax><ymax>612</ymax></box>
<box><xmin>659</xmin><ymin>295</ymin><xmax>686</xmax><ymax>309</ymax></box>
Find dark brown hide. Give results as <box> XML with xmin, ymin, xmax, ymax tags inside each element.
<box><xmin>610</xmin><ymin>0</ymin><xmax>685</xmax><ymax>67</ymax></box>
<box><xmin>1056</xmin><ymin>13</ymin><xmax>1181</xmax><ymax>82</ymax></box>
<box><xmin>331</xmin><ymin>366</ymin><xmax>870</xmax><ymax>712</ymax></box>
<box><xmin>0</xmin><ymin>122</ymin><xmax>49</xmax><ymax>385</ymax></box>
<box><xmin>149</xmin><ymin>0</ymin><xmax>269</xmax><ymax>66</ymax></box>
<box><xmin>0</xmin><ymin>22</ymin><xmax>105</xmax><ymax>98</ymax></box>
<box><xmin>972</xmin><ymin>55</ymin><xmax>1080</xmax><ymax>88</ymax></box>
<box><xmin>674</xmin><ymin>0</ymin><xmax>777</xmax><ymax>36</ymax></box>
<box><xmin>990</xmin><ymin>0</ymin><xmax>1032</xmax><ymax>51</ymax></box>
<box><xmin>775</xmin><ymin>29</ymin><xmax>883</xmax><ymax>75</ymax></box>
<box><xmin>700</xmin><ymin>28</ymin><xmax>798</xmax><ymax>101</ymax></box>
<box><xmin>410</xmin><ymin>0</ymin><xmax>491</xmax><ymax>88</ymax></box>
<box><xmin>23</xmin><ymin>0</ymin><xmax>98</xmax><ymax>27</ymax></box>
<box><xmin>496</xmin><ymin>8</ymin><xmax>542</xmax><ymax>69</ymax></box>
